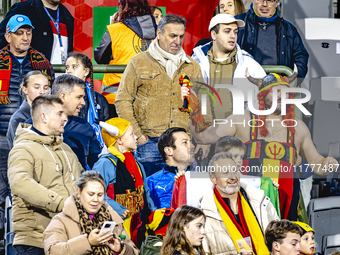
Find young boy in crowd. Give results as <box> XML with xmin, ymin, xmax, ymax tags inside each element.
<box><xmin>92</xmin><ymin>118</ymin><xmax>155</xmax><ymax>238</ymax></box>
<box><xmin>293</xmin><ymin>222</ymin><xmax>317</xmax><ymax>255</ymax></box>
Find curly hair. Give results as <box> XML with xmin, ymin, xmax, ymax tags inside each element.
<box><xmin>160</xmin><ymin>206</ymin><xmax>206</xmax><ymax>255</ymax></box>
<box><xmin>257</xmin><ymin>86</ymin><xmax>296</xmax><ymax>137</ymax></box>
<box><xmin>114</xmin><ymin>0</ymin><xmax>152</xmax><ymax>23</ymax></box>
<box><xmin>265</xmin><ymin>220</ymin><xmax>303</xmax><ymax>252</ymax></box>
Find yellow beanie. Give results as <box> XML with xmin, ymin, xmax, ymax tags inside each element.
<box><xmin>101</xmin><ymin>118</ymin><xmax>131</xmax><ymax>147</ymax></box>
<box><xmin>293</xmin><ymin>221</ymin><xmax>315</xmax><ymax>234</ymax></box>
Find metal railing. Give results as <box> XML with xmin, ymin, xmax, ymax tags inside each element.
<box><xmin>52</xmin><ymin>64</ymin><xmax>127</xmax><ymax>74</ymax></box>
<box><xmin>1</xmin><ymin>0</ymin><xmax>11</xmax><ymax>18</ymax></box>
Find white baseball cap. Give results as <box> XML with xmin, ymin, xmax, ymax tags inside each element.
<box><xmin>208</xmin><ymin>14</ymin><xmax>245</xmax><ymax>32</ymax></box>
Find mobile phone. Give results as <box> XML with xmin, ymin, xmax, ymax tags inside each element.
<box><xmin>99</xmin><ymin>221</ymin><xmax>116</xmax><ymax>234</ymax></box>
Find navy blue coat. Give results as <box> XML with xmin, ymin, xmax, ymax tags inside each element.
<box><xmin>235</xmin><ymin>10</ymin><xmax>309</xmax><ymax>78</ymax></box>
<box><xmin>79</xmin><ymin>91</ymin><xmax>110</xmax><ymax>122</ymax></box>
<box><xmin>25</xmin><ymin>116</ymin><xmax>101</xmax><ymax>169</ymax></box>
<box><xmin>0</xmin><ymin>51</ymin><xmax>52</xmax><ymax>135</ymax></box>
<box><xmin>0</xmin><ymin>0</ymin><xmax>74</xmax><ymax>61</ymax></box>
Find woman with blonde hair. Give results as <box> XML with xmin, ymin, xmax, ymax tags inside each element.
<box><xmin>44</xmin><ymin>170</ymin><xmax>138</xmax><ymax>255</ymax></box>
<box><xmin>6</xmin><ymin>70</ymin><xmax>49</xmax><ymax>149</ymax></box>
<box><xmin>160</xmin><ymin>205</ymin><xmax>206</xmax><ymax>255</ymax></box>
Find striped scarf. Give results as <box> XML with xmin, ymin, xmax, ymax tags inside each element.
<box><xmin>0</xmin><ymin>45</ymin><xmax>53</xmax><ymax>104</ymax></box>
<box><xmin>214</xmin><ymin>187</ymin><xmax>270</xmax><ymax>255</ymax></box>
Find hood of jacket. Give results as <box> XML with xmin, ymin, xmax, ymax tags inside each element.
<box><xmin>200</xmin><ymin>182</ymin><xmax>265</xmax><ymax>220</ymax></box>
<box><xmin>192</xmin><ymin>41</ymin><xmax>252</xmax><ymax>70</ymax></box>
<box><xmin>122</xmin><ymin>14</ymin><xmax>157</xmax><ymax>40</ymax></box>
<box><xmin>13</xmin><ymin>123</ymin><xmax>64</xmax><ymax>150</ymax></box>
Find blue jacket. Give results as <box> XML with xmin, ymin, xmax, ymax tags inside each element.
<box><xmin>147</xmin><ymin>164</ymin><xmax>190</xmax><ymax>209</ymax></box>
<box><xmin>6</xmin><ymin>100</ymin><xmax>31</xmax><ymax>149</ymax></box>
<box><xmin>235</xmin><ymin>9</ymin><xmax>309</xmax><ymax>78</ymax></box>
<box><xmin>92</xmin><ymin>152</ymin><xmax>156</xmax><ymax>216</ymax></box>
<box><xmin>25</xmin><ymin>116</ymin><xmax>101</xmax><ymax>169</ymax></box>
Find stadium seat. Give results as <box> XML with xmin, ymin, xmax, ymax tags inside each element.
<box><xmin>309</xmin><ymin>100</ymin><xmax>340</xmax><ymax>157</ymax></box>
<box><xmin>308</xmin><ymin>197</ymin><xmax>340</xmax><ymax>252</ymax></box>
<box><xmin>5</xmin><ymin>232</ymin><xmax>17</xmax><ymax>255</ymax></box>
<box><xmin>322</xmin><ymin>234</ymin><xmax>340</xmax><ymax>255</ymax></box>
<box><xmin>4</xmin><ymin>196</ymin><xmax>11</xmax><ymax>235</ymax></box>
<box><xmin>4</xmin><ymin>196</ymin><xmax>16</xmax><ymax>255</ymax></box>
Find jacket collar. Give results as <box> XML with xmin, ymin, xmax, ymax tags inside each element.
<box><xmin>19</xmin><ymin>100</ymin><xmax>31</xmax><ymax>119</ymax></box>
<box><xmin>193</xmin><ymin>41</ymin><xmax>246</xmax><ymax>65</ymax></box>
<box><xmin>162</xmin><ymin>164</ymin><xmax>190</xmax><ymax>174</ymax></box>
<box><xmin>122</xmin><ymin>15</ymin><xmax>157</xmax><ymax>40</ymax></box>
<box><xmin>14</xmin><ymin>123</ymin><xmax>64</xmax><ymax>149</ymax></box>
<box><xmin>200</xmin><ymin>182</ymin><xmax>265</xmax><ymax>220</ymax></box>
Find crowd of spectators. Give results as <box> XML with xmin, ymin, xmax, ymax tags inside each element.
<box><xmin>0</xmin><ymin>0</ymin><xmax>337</xmax><ymax>254</ymax></box>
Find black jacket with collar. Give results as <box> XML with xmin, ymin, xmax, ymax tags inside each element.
<box><xmin>0</xmin><ymin>0</ymin><xmax>74</xmax><ymax>61</ymax></box>
<box><xmin>235</xmin><ymin>10</ymin><xmax>309</xmax><ymax>79</ymax></box>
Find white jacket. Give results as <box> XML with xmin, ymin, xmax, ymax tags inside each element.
<box><xmin>200</xmin><ymin>183</ymin><xmax>280</xmax><ymax>255</ymax></box>
<box><xmin>192</xmin><ymin>42</ymin><xmax>266</xmax><ymax>109</ymax></box>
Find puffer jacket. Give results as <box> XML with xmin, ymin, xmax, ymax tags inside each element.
<box><xmin>92</xmin><ymin>152</ymin><xmax>156</xmax><ymax>216</ymax></box>
<box><xmin>8</xmin><ymin>123</ymin><xmax>83</xmax><ymax>249</ymax></box>
<box><xmin>6</xmin><ymin>100</ymin><xmax>31</xmax><ymax>149</ymax></box>
<box><xmin>200</xmin><ymin>183</ymin><xmax>280</xmax><ymax>255</ymax></box>
<box><xmin>115</xmin><ymin>52</ymin><xmax>202</xmax><ymax>138</ymax></box>
<box><xmin>235</xmin><ymin>8</ymin><xmax>309</xmax><ymax>78</ymax></box>
<box><xmin>43</xmin><ymin>196</ymin><xmax>139</xmax><ymax>255</ymax></box>
<box><xmin>192</xmin><ymin>42</ymin><xmax>266</xmax><ymax>119</ymax></box>
<box><xmin>0</xmin><ymin>52</ymin><xmax>31</xmax><ymax>135</ymax></box>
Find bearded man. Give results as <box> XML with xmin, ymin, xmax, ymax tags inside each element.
<box><xmin>188</xmin><ymin>69</ymin><xmax>338</xmax><ymax>220</ymax></box>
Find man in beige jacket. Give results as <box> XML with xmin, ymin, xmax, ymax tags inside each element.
<box><xmin>115</xmin><ymin>14</ymin><xmax>203</xmax><ymax>177</ymax></box>
<box><xmin>8</xmin><ymin>95</ymin><xmax>83</xmax><ymax>254</ymax></box>
<box><xmin>200</xmin><ymin>152</ymin><xmax>279</xmax><ymax>255</ymax></box>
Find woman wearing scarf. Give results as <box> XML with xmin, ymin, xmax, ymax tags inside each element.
<box><xmin>44</xmin><ymin>170</ymin><xmax>138</xmax><ymax>255</ymax></box>
<box><xmin>92</xmin><ymin>118</ymin><xmax>155</xmax><ymax>241</ymax></box>
<box><xmin>65</xmin><ymin>52</ymin><xmax>110</xmax><ymax>148</ymax></box>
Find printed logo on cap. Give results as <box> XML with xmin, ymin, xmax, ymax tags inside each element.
<box><xmin>16</xmin><ymin>16</ymin><xmax>25</xmax><ymax>23</ymax></box>
<box><xmin>6</xmin><ymin>26</ymin><xmax>10</xmax><ymax>33</ymax></box>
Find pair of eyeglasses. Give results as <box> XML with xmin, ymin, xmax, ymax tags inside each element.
<box><xmin>256</xmin><ymin>0</ymin><xmax>276</xmax><ymax>4</ymax></box>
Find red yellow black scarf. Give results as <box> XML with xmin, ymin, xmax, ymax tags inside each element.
<box><xmin>107</xmin><ymin>152</ymin><xmax>145</xmax><ymax>217</ymax></box>
<box><xmin>0</xmin><ymin>45</ymin><xmax>53</xmax><ymax>104</ymax></box>
<box><xmin>214</xmin><ymin>187</ymin><xmax>270</xmax><ymax>255</ymax></box>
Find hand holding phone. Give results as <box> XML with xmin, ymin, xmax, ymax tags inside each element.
<box><xmin>99</xmin><ymin>221</ymin><xmax>116</xmax><ymax>235</ymax></box>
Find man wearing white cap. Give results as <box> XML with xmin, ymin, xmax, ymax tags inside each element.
<box><xmin>0</xmin><ymin>14</ymin><xmax>53</xmax><ymax>240</ymax></box>
<box><xmin>192</xmin><ymin>13</ymin><xmax>266</xmax><ymax>120</ymax></box>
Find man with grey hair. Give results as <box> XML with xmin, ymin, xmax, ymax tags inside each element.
<box><xmin>51</xmin><ymin>74</ymin><xmax>101</xmax><ymax>169</ymax></box>
<box><xmin>115</xmin><ymin>14</ymin><xmax>203</xmax><ymax>177</ymax></box>
<box><xmin>200</xmin><ymin>151</ymin><xmax>279</xmax><ymax>255</ymax></box>
<box><xmin>26</xmin><ymin>74</ymin><xmax>101</xmax><ymax>169</ymax></box>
